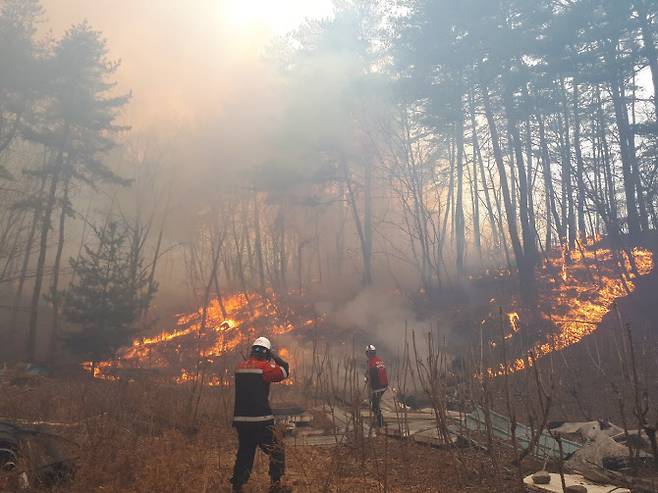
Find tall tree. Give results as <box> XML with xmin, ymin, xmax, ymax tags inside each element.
<box><xmin>23</xmin><ymin>22</ymin><xmax>129</xmax><ymax>361</ymax></box>
<box><xmin>0</xmin><ymin>0</ymin><xmax>44</xmax><ymax>163</ymax></box>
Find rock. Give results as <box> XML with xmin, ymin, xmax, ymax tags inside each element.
<box><xmin>565</xmin><ymin>486</ymin><xmax>587</xmax><ymax>493</ymax></box>
<box><xmin>532</xmin><ymin>471</ymin><xmax>551</xmax><ymax>484</ymax></box>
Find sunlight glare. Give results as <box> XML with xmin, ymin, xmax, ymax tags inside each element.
<box><xmin>223</xmin><ymin>0</ymin><xmax>333</xmax><ymax>34</ymax></box>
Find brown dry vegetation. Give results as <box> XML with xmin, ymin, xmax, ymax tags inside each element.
<box><xmin>2</xmin><ymin>244</ymin><xmax>656</xmax><ymax>492</ymax></box>
<box><xmin>500</xmin><ymin>261</ymin><xmax>658</xmax><ymax>425</ymax></box>
<box><xmin>1</xmin><ymin>376</ymin><xmax>531</xmax><ymax>493</ymax></box>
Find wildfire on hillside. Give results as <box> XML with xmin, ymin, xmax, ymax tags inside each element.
<box><xmin>84</xmin><ymin>292</ymin><xmax>315</xmax><ymax>385</ymax></box>
<box><xmin>501</xmin><ymin>243</ymin><xmax>654</xmax><ymax>372</ymax></box>
<box><xmin>85</xmin><ymin>241</ymin><xmax>654</xmax><ymax>384</ymax></box>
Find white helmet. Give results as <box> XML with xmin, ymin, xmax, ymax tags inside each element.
<box><xmin>253</xmin><ymin>336</ymin><xmax>272</xmax><ymax>351</ymax></box>
<box><xmin>366</xmin><ymin>344</ymin><xmax>376</xmax><ymax>352</ymax></box>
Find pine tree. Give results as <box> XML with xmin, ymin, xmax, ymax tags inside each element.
<box><xmin>0</xmin><ymin>0</ymin><xmax>44</xmax><ymax>162</ymax></box>
<box><xmin>61</xmin><ymin>221</ymin><xmax>155</xmax><ymax>362</ymax></box>
<box><xmin>22</xmin><ymin>21</ymin><xmax>130</xmax><ymax>361</ymax></box>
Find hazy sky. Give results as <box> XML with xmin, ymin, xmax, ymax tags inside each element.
<box><xmin>41</xmin><ymin>0</ymin><xmax>334</xmax><ymax>130</ymax></box>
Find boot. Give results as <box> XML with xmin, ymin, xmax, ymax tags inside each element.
<box><xmin>269</xmin><ymin>480</ymin><xmax>292</xmax><ymax>493</ymax></box>
<box><xmin>231</xmin><ymin>484</ymin><xmax>244</xmax><ymax>493</ymax></box>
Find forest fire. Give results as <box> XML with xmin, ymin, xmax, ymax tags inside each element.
<box><xmin>84</xmin><ymin>292</ymin><xmax>314</xmax><ymax>385</ymax></box>
<box><xmin>506</xmin><ymin>244</ymin><xmax>654</xmax><ymax>371</ymax></box>
<box><xmin>87</xmin><ymin>243</ymin><xmax>655</xmax><ymax>382</ymax></box>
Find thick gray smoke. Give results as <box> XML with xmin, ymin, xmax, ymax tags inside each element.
<box><xmin>330</xmin><ymin>287</ymin><xmax>429</xmax><ymax>356</ymax></box>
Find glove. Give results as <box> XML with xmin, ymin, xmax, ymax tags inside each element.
<box><xmin>271</xmin><ymin>350</ymin><xmax>290</xmax><ymax>376</ymax></box>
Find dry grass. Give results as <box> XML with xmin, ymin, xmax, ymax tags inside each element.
<box><xmin>0</xmin><ymin>375</ymin><xmax>530</xmax><ymax>493</ymax></box>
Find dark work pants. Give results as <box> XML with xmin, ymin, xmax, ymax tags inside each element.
<box><xmin>371</xmin><ymin>389</ymin><xmax>385</xmax><ymax>427</ymax></box>
<box><xmin>231</xmin><ymin>422</ymin><xmax>285</xmax><ymax>487</ymax></box>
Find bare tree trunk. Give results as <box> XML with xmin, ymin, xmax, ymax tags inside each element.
<box><xmin>276</xmin><ymin>209</ymin><xmax>287</xmax><ymax>291</ymax></box>
<box><xmin>141</xmin><ymin>193</ymin><xmax>169</xmax><ymax>327</ymax></box>
<box><xmin>27</xmin><ymin>152</ymin><xmax>63</xmax><ymax>362</ymax></box>
<box><xmin>470</xmin><ymin>144</ymin><xmax>482</xmax><ymax>263</ymax></box>
<box><xmin>522</xmin><ymin>87</ymin><xmax>538</xmax><ymax>254</ymax></box>
<box><xmin>455</xmin><ymin>108</ymin><xmax>466</xmax><ymax>279</ymax></box>
<box><xmin>636</xmin><ymin>0</ymin><xmax>658</xmax><ymax>119</ymax></box>
<box><xmin>573</xmin><ymin>82</ymin><xmax>587</xmax><ymax>240</ymax></box>
<box><xmin>335</xmin><ymin>181</ymin><xmax>347</xmax><ymax>277</ymax></box>
<box><xmin>479</xmin><ymin>78</ymin><xmax>534</xmax><ymax>295</ymax></box>
<box><xmin>0</xmin><ymin>211</ymin><xmax>26</xmax><ymax>283</ymax></box>
<box><xmin>504</xmin><ymin>84</ymin><xmax>536</xmax><ymax>268</ymax></box>
<box><xmin>596</xmin><ymin>86</ymin><xmax>619</xmax><ymax>231</ymax></box>
<box><xmin>488</xmin><ymin>166</ymin><xmax>513</xmax><ymax>270</ymax></box>
<box><xmin>49</xmin><ymin>175</ymin><xmax>71</xmax><ymax>357</ymax></box>
<box><xmin>232</xmin><ymin>212</ymin><xmax>251</xmax><ymax>299</ymax></box>
<box><xmin>342</xmin><ymin>159</ymin><xmax>372</xmax><ymax>286</ymax></box>
<box><xmin>507</xmin><ymin>131</ymin><xmax>517</xmax><ymax>216</ymax></box>
<box><xmin>559</xmin><ymin>78</ymin><xmax>577</xmax><ymax>249</ymax></box>
<box><xmin>470</xmin><ymin>88</ymin><xmax>501</xmax><ymax>255</ymax></box>
<box><xmin>400</xmin><ymin>110</ymin><xmax>434</xmax><ymax>290</ymax></box>
<box><xmin>9</xmin><ymin>172</ymin><xmax>46</xmax><ymax>338</ymax></box>
<box><xmin>607</xmin><ymin>41</ymin><xmax>642</xmax><ymax>236</ymax></box>
<box><xmin>240</xmin><ymin>201</ymin><xmax>251</xmax><ymax>285</ymax></box>
<box><xmin>296</xmin><ymin>239</ymin><xmax>313</xmax><ymax>293</ymax></box>
<box><xmin>628</xmin><ymin>77</ymin><xmax>649</xmax><ymax>234</ymax></box>
<box><xmin>537</xmin><ymin>109</ymin><xmax>563</xmax><ymax>248</ymax></box>
<box><xmin>439</xmin><ymin>137</ymin><xmax>455</xmax><ymax>262</ymax></box>
<box><xmin>364</xmin><ymin>158</ymin><xmax>373</xmax><ymax>285</ymax></box>
<box><xmin>188</xmin><ymin>231</ymin><xmax>223</xmax><ymax>420</ymax></box>
<box><xmin>253</xmin><ymin>193</ymin><xmax>266</xmax><ymax>292</ymax></box>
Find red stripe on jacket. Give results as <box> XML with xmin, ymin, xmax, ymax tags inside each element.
<box><xmin>233</xmin><ymin>357</ymin><xmax>287</xmax><ymax>423</ymax></box>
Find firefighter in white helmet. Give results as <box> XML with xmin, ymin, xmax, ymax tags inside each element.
<box><xmin>230</xmin><ymin>336</ymin><xmax>291</xmax><ymax>493</ymax></box>
<box><xmin>365</xmin><ymin>344</ymin><xmax>388</xmax><ymax>427</ymax></box>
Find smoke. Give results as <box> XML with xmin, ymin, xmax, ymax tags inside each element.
<box><xmin>28</xmin><ymin>1</ymin><xmax>461</xmax><ymax>324</ymax></box>
<box><xmin>31</xmin><ymin>0</ymin><xmax>300</xmax><ymax>310</ymax></box>
<box><xmin>330</xmin><ymin>287</ymin><xmax>427</xmax><ymax>357</ymax></box>
<box><xmin>40</xmin><ymin>0</ymin><xmax>282</xmax><ymax>130</ymax></box>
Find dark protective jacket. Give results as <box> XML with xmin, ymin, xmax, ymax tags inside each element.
<box><xmin>367</xmin><ymin>355</ymin><xmax>388</xmax><ymax>392</ymax></box>
<box><xmin>233</xmin><ymin>356</ymin><xmax>288</xmax><ymax>423</ymax></box>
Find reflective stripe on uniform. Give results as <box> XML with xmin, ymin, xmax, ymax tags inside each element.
<box><xmin>235</xmin><ymin>368</ymin><xmax>264</xmax><ymax>374</ymax></box>
<box><xmin>233</xmin><ymin>415</ymin><xmax>275</xmax><ymax>422</ymax></box>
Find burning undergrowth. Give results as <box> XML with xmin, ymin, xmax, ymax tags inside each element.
<box><xmin>86</xmin><ymin>239</ymin><xmax>654</xmax><ymax>385</ymax></box>
<box><xmin>85</xmin><ymin>291</ymin><xmax>317</xmax><ymax>385</ymax></box>
<box><xmin>495</xmin><ymin>240</ymin><xmax>654</xmax><ymax>372</ymax></box>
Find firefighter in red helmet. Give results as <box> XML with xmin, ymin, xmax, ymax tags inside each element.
<box><xmin>365</xmin><ymin>344</ymin><xmax>388</xmax><ymax>428</ymax></box>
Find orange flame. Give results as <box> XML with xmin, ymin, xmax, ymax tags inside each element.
<box><xmin>84</xmin><ymin>291</ymin><xmax>312</xmax><ymax>385</ymax></box>
<box><xmin>505</xmin><ymin>312</ymin><xmax>520</xmax><ymax>340</ymax></box>
<box><xmin>501</xmin><ymin>245</ymin><xmax>654</xmax><ymax>373</ymax></box>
